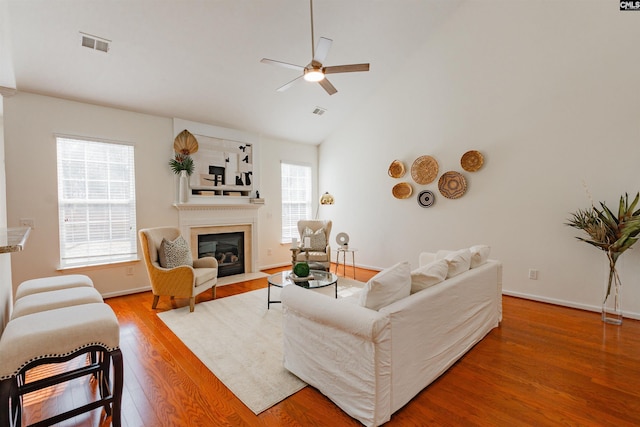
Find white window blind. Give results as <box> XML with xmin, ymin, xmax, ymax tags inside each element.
<box><xmin>281</xmin><ymin>162</ymin><xmax>312</xmax><ymax>242</ymax></box>
<box><xmin>56</xmin><ymin>136</ymin><xmax>137</xmax><ymax>268</ymax></box>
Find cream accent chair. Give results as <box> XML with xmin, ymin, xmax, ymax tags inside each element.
<box><xmin>295</xmin><ymin>220</ymin><xmax>332</xmax><ymax>269</ymax></box>
<box><xmin>139</xmin><ymin>227</ymin><xmax>218</xmax><ymax>312</ymax></box>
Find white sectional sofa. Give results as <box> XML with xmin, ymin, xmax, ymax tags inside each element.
<box><xmin>281</xmin><ymin>248</ymin><xmax>502</xmax><ymax>427</ymax></box>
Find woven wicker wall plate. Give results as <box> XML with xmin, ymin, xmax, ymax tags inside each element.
<box><xmin>460</xmin><ymin>150</ymin><xmax>483</xmax><ymax>172</ymax></box>
<box><xmin>392</xmin><ymin>182</ymin><xmax>413</xmax><ymax>199</ymax></box>
<box><xmin>388</xmin><ymin>160</ymin><xmax>406</xmax><ymax>178</ymax></box>
<box><xmin>438</xmin><ymin>171</ymin><xmax>467</xmax><ymax>199</ymax></box>
<box><xmin>411</xmin><ymin>155</ymin><xmax>439</xmax><ymax>184</ymax></box>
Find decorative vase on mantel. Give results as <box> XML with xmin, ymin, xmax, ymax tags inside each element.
<box><xmin>178</xmin><ymin>170</ymin><xmax>189</xmax><ymax>203</ymax></box>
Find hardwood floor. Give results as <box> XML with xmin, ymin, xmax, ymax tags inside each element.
<box><xmin>21</xmin><ymin>265</ymin><xmax>640</xmax><ymax>426</ymax></box>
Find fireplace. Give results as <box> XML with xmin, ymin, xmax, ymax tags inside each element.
<box><xmin>198</xmin><ymin>231</ymin><xmax>244</xmax><ymax>277</ymax></box>
<box><xmin>189</xmin><ymin>223</ymin><xmax>253</xmax><ymax>278</ymax></box>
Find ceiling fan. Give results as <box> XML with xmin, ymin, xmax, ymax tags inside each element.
<box><xmin>260</xmin><ymin>0</ymin><xmax>370</xmax><ymax>95</ymax></box>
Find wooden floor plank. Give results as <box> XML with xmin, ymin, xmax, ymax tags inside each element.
<box><xmin>18</xmin><ymin>265</ymin><xmax>640</xmax><ymax>426</ymax></box>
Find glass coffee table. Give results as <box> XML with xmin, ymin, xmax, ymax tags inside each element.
<box><xmin>267</xmin><ymin>269</ymin><xmax>338</xmax><ymax>309</ymax></box>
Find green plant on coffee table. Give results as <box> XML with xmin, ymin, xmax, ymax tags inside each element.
<box><xmin>293</xmin><ymin>262</ymin><xmax>310</xmax><ymax>278</ymax></box>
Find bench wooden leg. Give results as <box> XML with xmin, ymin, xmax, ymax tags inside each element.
<box><xmin>0</xmin><ymin>377</ymin><xmax>21</xmax><ymax>427</ymax></box>
<box><xmin>111</xmin><ymin>349</ymin><xmax>124</xmax><ymax>427</ymax></box>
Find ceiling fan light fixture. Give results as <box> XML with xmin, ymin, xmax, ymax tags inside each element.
<box><xmin>303</xmin><ymin>68</ymin><xmax>325</xmax><ymax>82</ymax></box>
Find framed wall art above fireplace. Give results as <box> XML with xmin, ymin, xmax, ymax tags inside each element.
<box><xmin>189</xmin><ymin>134</ymin><xmax>253</xmax><ymax>197</ymax></box>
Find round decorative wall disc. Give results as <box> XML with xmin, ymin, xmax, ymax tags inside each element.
<box><xmin>417</xmin><ymin>190</ymin><xmax>435</xmax><ymax>208</ymax></box>
<box><xmin>388</xmin><ymin>160</ymin><xmax>406</xmax><ymax>178</ymax></box>
<box><xmin>461</xmin><ymin>150</ymin><xmax>484</xmax><ymax>172</ymax></box>
<box><xmin>438</xmin><ymin>171</ymin><xmax>467</xmax><ymax>199</ymax></box>
<box><xmin>392</xmin><ymin>182</ymin><xmax>413</xmax><ymax>199</ymax></box>
<box><xmin>411</xmin><ymin>155</ymin><xmax>439</xmax><ymax>185</ymax></box>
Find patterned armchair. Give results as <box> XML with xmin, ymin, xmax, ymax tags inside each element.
<box><xmin>139</xmin><ymin>227</ymin><xmax>218</xmax><ymax>312</ymax></box>
<box><xmin>294</xmin><ymin>220</ymin><xmax>332</xmax><ymax>269</ymax></box>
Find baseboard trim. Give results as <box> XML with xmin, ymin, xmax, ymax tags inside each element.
<box><xmin>502</xmin><ymin>290</ymin><xmax>640</xmax><ymax>320</ymax></box>
<box><xmin>102</xmin><ymin>285</ymin><xmax>151</xmax><ymax>299</ymax></box>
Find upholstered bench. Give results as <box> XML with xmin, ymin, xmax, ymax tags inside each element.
<box><xmin>15</xmin><ymin>274</ymin><xmax>94</xmax><ymax>300</ymax></box>
<box><xmin>11</xmin><ymin>287</ymin><xmax>103</xmax><ymax>320</ymax></box>
<box><xmin>0</xmin><ymin>303</ymin><xmax>123</xmax><ymax>427</ymax></box>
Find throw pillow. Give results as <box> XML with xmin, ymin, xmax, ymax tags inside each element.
<box><xmin>359</xmin><ymin>261</ymin><xmax>411</xmax><ymax>311</ymax></box>
<box><xmin>410</xmin><ymin>259</ymin><xmax>449</xmax><ymax>294</ymax></box>
<box><xmin>435</xmin><ymin>249</ymin><xmax>455</xmax><ymax>260</ymax></box>
<box><xmin>159</xmin><ymin>236</ymin><xmax>193</xmax><ymax>268</ymax></box>
<box><xmin>444</xmin><ymin>248</ymin><xmax>471</xmax><ymax>278</ymax></box>
<box><xmin>302</xmin><ymin>227</ymin><xmax>327</xmax><ymax>251</ymax></box>
<box><xmin>469</xmin><ymin>245</ymin><xmax>491</xmax><ymax>268</ymax></box>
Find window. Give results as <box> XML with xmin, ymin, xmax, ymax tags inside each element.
<box><xmin>56</xmin><ymin>136</ymin><xmax>137</xmax><ymax>268</ymax></box>
<box><xmin>281</xmin><ymin>162</ymin><xmax>312</xmax><ymax>243</ymax></box>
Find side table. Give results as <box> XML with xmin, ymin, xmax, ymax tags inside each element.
<box><xmin>289</xmin><ymin>247</ymin><xmax>310</xmax><ymax>266</ymax></box>
<box><xmin>334</xmin><ymin>247</ymin><xmax>357</xmax><ymax>279</ymax></box>
<box><xmin>289</xmin><ymin>247</ymin><xmax>300</xmax><ymax>266</ymax></box>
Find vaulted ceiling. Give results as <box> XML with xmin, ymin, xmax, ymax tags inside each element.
<box><xmin>1</xmin><ymin>1</ymin><xmax>463</xmax><ymax>144</ymax></box>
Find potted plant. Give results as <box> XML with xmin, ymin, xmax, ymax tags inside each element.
<box><xmin>169</xmin><ymin>153</ymin><xmax>195</xmax><ymax>176</ymax></box>
<box><xmin>170</xmin><ymin>130</ymin><xmax>199</xmax><ymax>203</ymax></box>
<box><xmin>566</xmin><ymin>192</ymin><xmax>640</xmax><ymax>324</ymax></box>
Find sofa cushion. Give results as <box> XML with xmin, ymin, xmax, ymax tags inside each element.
<box><xmin>359</xmin><ymin>261</ymin><xmax>411</xmax><ymax>310</ymax></box>
<box><xmin>302</xmin><ymin>227</ymin><xmax>327</xmax><ymax>251</ymax></box>
<box><xmin>159</xmin><ymin>236</ymin><xmax>193</xmax><ymax>268</ymax></box>
<box><xmin>470</xmin><ymin>245</ymin><xmax>491</xmax><ymax>268</ymax></box>
<box><xmin>410</xmin><ymin>259</ymin><xmax>448</xmax><ymax>294</ymax></box>
<box><xmin>444</xmin><ymin>249</ymin><xmax>471</xmax><ymax>278</ymax></box>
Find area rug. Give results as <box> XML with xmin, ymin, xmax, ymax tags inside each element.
<box><xmin>156</xmin><ymin>276</ymin><xmax>364</xmax><ymax>414</ymax></box>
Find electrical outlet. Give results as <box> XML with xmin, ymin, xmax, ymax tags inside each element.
<box><xmin>528</xmin><ymin>269</ymin><xmax>538</xmax><ymax>280</ymax></box>
<box><xmin>267</xmin><ymin>248</ymin><xmax>272</xmax><ymax>256</ymax></box>
<box><xmin>126</xmin><ymin>266</ymin><xmax>134</xmax><ymax>276</ymax></box>
<box><xmin>19</xmin><ymin>218</ymin><xmax>35</xmax><ymax>229</ymax></box>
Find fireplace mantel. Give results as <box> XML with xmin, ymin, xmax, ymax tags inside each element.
<box><xmin>173</xmin><ymin>201</ymin><xmax>263</xmax><ymax>211</ymax></box>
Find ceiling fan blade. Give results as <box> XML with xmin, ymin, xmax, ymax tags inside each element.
<box><xmin>323</xmin><ymin>63</ymin><xmax>370</xmax><ymax>74</ymax></box>
<box><xmin>261</xmin><ymin>58</ymin><xmax>305</xmax><ymax>72</ymax></box>
<box><xmin>318</xmin><ymin>78</ymin><xmax>337</xmax><ymax>95</ymax></box>
<box><xmin>313</xmin><ymin>37</ymin><xmax>333</xmax><ymax>64</ymax></box>
<box><xmin>276</xmin><ymin>75</ymin><xmax>304</xmax><ymax>92</ymax></box>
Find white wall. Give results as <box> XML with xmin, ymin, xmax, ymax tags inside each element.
<box><xmin>4</xmin><ymin>93</ymin><xmax>175</xmax><ymax>296</ymax></box>
<box><xmin>319</xmin><ymin>1</ymin><xmax>640</xmax><ymax>317</ymax></box>
<box><xmin>257</xmin><ymin>134</ymin><xmax>318</xmax><ymax>268</ymax></box>
<box><xmin>0</xmin><ymin>107</ymin><xmax>14</xmax><ymax>333</ymax></box>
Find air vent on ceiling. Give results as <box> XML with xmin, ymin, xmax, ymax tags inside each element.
<box><xmin>312</xmin><ymin>106</ymin><xmax>327</xmax><ymax>116</ymax></box>
<box><xmin>80</xmin><ymin>32</ymin><xmax>110</xmax><ymax>53</ymax></box>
